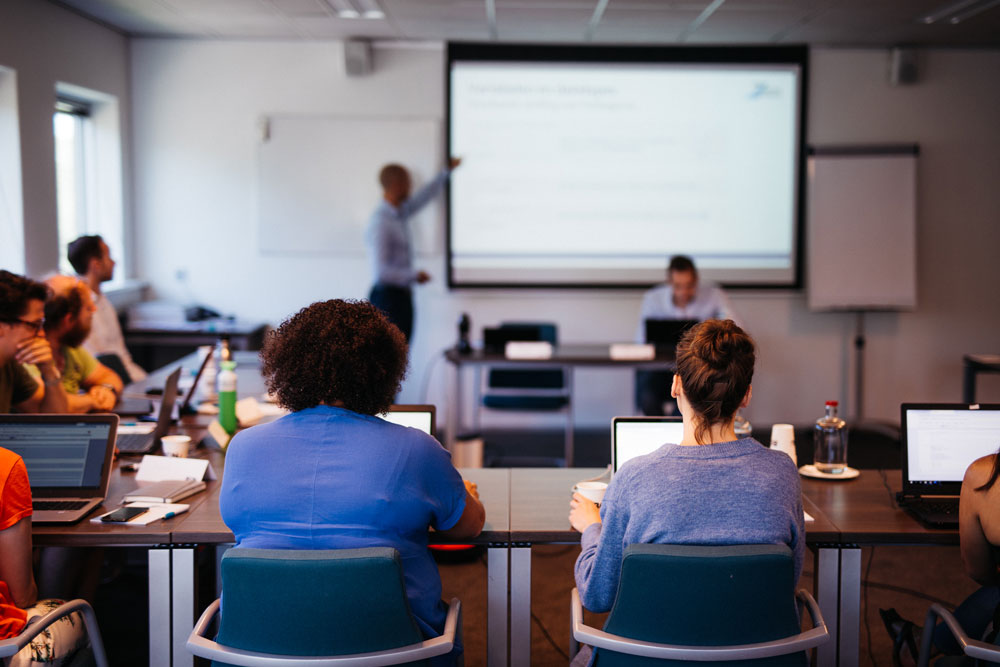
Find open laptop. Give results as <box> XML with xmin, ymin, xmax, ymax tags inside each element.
<box><xmin>116</xmin><ymin>367</ymin><xmax>182</xmax><ymax>454</ymax></box>
<box><xmin>0</xmin><ymin>414</ymin><xmax>118</xmax><ymax>523</ymax></box>
<box><xmin>898</xmin><ymin>403</ymin><xmax>1000</xmax><ymax>527</ymax></box>
<box><xmin>380</xmin><ymin>405</ymin><xmax>436</xmax><ymax>436</ymax></box>
<box><xmin>179</xmin><ymin>348</ymin><xmax>214</xmax><ymax>415</ymax></box>
<box><xmin>612</xmin><ymin>416</ymin><xmax>684</xmax><ymax>474</ymax></box>
<box><xmin>644</xmin><ymin>319</ymin><xmax>699</xmax><ymax>352</ymax></box>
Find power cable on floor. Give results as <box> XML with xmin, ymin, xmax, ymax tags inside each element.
<box><xmin>866</xmin><ymin>580</ymin><xmax>958</xmax><ymax>608</ymax></box>
<box><xmin>532</xmin><ymin>610</ymin><xmax>570</xmax><ymax>662</ymax></box>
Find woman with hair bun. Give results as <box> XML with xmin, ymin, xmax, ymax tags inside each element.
<box><xmin>569</xmin><ymin>318</ymin><xmax>805</xmax><ymax>616</ymax></box>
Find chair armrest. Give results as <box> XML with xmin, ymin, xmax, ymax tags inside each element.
<box><xmin>0</xmin><ymin>599</ymin><xmax>108</xmax><ymax>667</ymax></box>
<box><xmin>571</xmin><ymin>587</ymin><xmax>829</xmax><ymax>661</ymax></box>
<box><xmin>187</xmin><ymin>597</ymin><xmax>460</xmax><ymax>667</ymax></box>
<box><xmin>918</xmin><ymin>603</ymin><xmax>1000</xmax><ymax>667</ymax></box>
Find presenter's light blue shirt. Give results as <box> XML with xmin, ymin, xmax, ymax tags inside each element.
<box><xmin>366</xmin><ymin>169</ymin><xmax>450</xmax><ymax>288</ymax></box>
<box><xmin>219</xmin><ymin>404</ymin><xmax>468</xmax><ymax>639</ymax></box>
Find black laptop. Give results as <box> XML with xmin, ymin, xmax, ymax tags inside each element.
<box><xmin>898</xmin><ymin>403</ymin><xmax>1000</xmax><ymax>528</ymax></box>
<box><xmin>644</xmin><ymin>319</ymin><xmax>699</xmax><ymax>352</ymax></box>
<box><xmin>116</xmin><ymin>367</ymin><xmax>182</xmax><ymax>454</ymax></box>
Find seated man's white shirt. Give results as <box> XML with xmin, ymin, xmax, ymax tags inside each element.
<box><xmin>83</xmin><ymin>291</ymin><xmax>147</xmax><ymax>381</ymax></box>
<box><xmin>634</xmin><ymin>283</ymin><xmax>739</xmax><ymax>342</ymax></box>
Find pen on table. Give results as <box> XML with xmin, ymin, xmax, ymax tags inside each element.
<box><xmin>162</xmin><ymin>512</ymin><xmax>177</xmax><ymax>520</ymax></box>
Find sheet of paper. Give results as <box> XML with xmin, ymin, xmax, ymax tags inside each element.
<box><xmin>117</xmin><ymin>423</ymin><xmax>156</xmax><ymax>435</ymax></box>
<box><xmin>136</xmin><ymin>455</ymin><xmax>217</xmax><ymax>482</ymax></box>
<box><xmin>804</xmin><ymin>510</ymin><xmax>815</xmax><ymax>522</ymax></box>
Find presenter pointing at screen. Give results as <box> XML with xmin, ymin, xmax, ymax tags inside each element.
<box><xmin>366</xmin><ymin>157</ymin><xmax>461</xmax><ymax>342</ymax></box>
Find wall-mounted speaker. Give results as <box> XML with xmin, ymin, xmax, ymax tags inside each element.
<box><xmin>343</xmin><ymin>39</ymin><xmax>373</xmax><ymax>77</ymax></box>
<box><xmin>889</xmin><ymin>48</ymin><xmax>919</xmax><ymax>86</ymax></box>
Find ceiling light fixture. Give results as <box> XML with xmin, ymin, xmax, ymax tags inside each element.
<box><xmin>327</xmin><ymin>0</ymin><xmax>384</xmax><ymax>20</ymax></box>
<box><xmin>918</xmin><ymin>0</ymin><xmax>997</xmax><ymax>24</ymax></box>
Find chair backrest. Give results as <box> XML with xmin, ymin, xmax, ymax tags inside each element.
<box><xmin>213</xmin><ymin>548</ymin><xmax>426</xmax><ymax>665</ymax></box>
<box><xmin>595</xmin><ymin>544</ymin><xmax>806</xmax><ymax>667</ymax></box>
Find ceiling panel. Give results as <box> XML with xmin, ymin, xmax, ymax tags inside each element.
<box><xmin>49</xmin><ymin>0</ymin><xmax>1000</xmax><ymax>44</ymax></box>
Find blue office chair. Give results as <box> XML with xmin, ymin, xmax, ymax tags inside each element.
<box><xmin>480</xmin><ymin>322</ymin><xmax>573</xmax><ymax>464</ymax></box>
<box><xmin>186</xmin><ymin>547</ymin><xmax>461</xmax><ymax>667</ymax></box>
<box><xmin>0</xmin><ymin>599</ymin><xmax>109</xmax><ymax>667</ymax></box>
<box><xmin>917</xmin><ymin>604</ymin><xmax>1000</xmax><ymax>666</ymax></box>
<box><xmin>570</xmin><ymin>544</ymin><xmax>828</xmax><ymax>666</ymax></box>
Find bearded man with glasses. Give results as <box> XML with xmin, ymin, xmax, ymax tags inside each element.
<box><xmin>0</xmin><ymin>271</ymin><xmax>67</xmax><ymax>413</ymax></box>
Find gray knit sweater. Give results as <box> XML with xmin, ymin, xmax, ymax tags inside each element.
<box><xmin>575</xmin><ymin>437</ymin><xmax>805</xmax><ymax>612</ymax></box>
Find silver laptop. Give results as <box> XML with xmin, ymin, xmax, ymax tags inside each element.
<box><xmin>116</xmin><ymin>367</ymin><xmax>182</xmax><ymax>454</ymax></box>
<box><xmin>380</xmin><ymin>404</ymin><xmax>436</xmax><ymax>436</ymax></box>
<box><xmin>0</xmin><ymin>414</ymin><xmax>118</xmax><ymax>523</ymax></box>
<box><xmin>612</xmin><ymin>416</ymin><xmax>684</xmax><ymax>474</ymax></box>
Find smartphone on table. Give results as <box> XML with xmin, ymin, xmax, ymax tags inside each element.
<box><xmin>100</xmin><ymin>506</ymin><xmax>148</xmax><ymax>523</ymax></box>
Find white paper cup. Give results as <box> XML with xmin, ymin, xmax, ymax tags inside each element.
<box><xmin>770</xmin><ymin>423</ymin><xmax>797</xmax><ymax>466</ymax></box>
<box><xmin>161</xmin><ymin>435</ymin><xmax>191</xmax><ymax>458</ymax></box>
<box><xmin>576</xmin><ymin>481</ymin><xmax>608</xmax><ymax>505</ymax></box>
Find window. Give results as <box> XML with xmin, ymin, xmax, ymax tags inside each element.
<box><xmin>0</xmin><ymin>66</ymin><xmax>24</xmax><ymax>274</ymax></box>
<box><xmin>52</xmin><ymin>84</ymin><xmax>125</xmax><ymax>281</ymax></box>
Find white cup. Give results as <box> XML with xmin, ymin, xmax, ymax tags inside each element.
<box><xmin>161</xmin><ymin>435</ymin><xmax>191</xmax><ymax>458</ymax></box>
<box><xmin>575</xmin><ymin>481</ymin><xmax>608</xmax><ymax>505</ymax></box>
<box><xmin>770</xmin><ymin>423</ymin><xmax>797</xmax><ymax>466</ymax></box>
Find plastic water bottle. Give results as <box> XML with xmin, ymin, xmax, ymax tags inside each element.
<box><xmin>813</xmin><ymin>400</ymin><xmax>848</xmax><ymax>474</ymax></box>
<box><xmin>734</xmin><ymin>412</ymin><xmax>752</xmax><ymax>438</ymax></box>
<box><xmin>213</xmin><ymin>336</ymin><xmax>232</xmax><ymax>395</ymax></box>
<box><xmin>218</xmin><ymin>360</ymin><xmax>238</xmax><ymax>435</ymax></box>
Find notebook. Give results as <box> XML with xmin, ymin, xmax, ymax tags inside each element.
<box><xmin>644</xmin><ymin>318</ymin><xmax>699</xmax><ymax>352</ymax></box>
<box><xmin>612</xmin><ymin>416</ymin><xmax>684</xmax><ymax>474</ymax></box>
<box><xmin>0</xmin><ymin>414</ymin><xmax>118</xmax><ymax>523</ymax></box>
<box><xmin>380</xmin><ymin>404</ymin><xmax>435</xmax><ymax>435</ymax></box>
<box><xmin>899</xmin><ymin>403</ymin><xmax>1000</xmax><ymax>527</ymax></box>
<box><xmin>117</xmin><ymin>367</ymin><xmax>182</xmax><ymax>454</ymax></box>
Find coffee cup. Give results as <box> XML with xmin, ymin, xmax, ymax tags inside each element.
<box><xmin>575</xmin><ymin>481</ymin><xmax>608</xmax><ymax>505</ymax></box>
<box><xmin>770</xmin><ymin>423</ymin><xmax>796</xmax><ymax>466</ymax></box>
<box><xmin>161</xmin><ymin>435</ymin><xmax>191</xmax><ymax>458</ymax></box>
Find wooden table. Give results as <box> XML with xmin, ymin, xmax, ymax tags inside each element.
<box><xmin>444</xmin><ymin>345</ymin><xmax>675</xmax><ymax>465</ymax></box>
<box><xmin>801</xmin><ymin>470</ymin><xmax>958</xmax><ymax>667</ymax></box>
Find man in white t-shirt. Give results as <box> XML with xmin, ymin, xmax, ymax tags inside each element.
<box><xmin>67</xmin><ymin>235</ymin><xmax>147</xmax><ymax>383</ymax></box>
<box><xmin>635</xmin><ymin>255</ymin><xmax>738</xmax><ymax>415</ymax></box>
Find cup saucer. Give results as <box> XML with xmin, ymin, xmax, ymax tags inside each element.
<box><xmin>798</xmin><ymin>464</ymin><xmax>860</xmax><ymax>480</ymax></box>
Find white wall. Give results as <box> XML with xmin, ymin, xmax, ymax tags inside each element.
<box><xmin>130</xmin><ymin>40</ymin><xmax>1000</xmax><ymax>428</ymax></box>
<box><xmin>0</xmin><ymin>0</ymin><xmax>131</xmax><ymax>277</ymax></box>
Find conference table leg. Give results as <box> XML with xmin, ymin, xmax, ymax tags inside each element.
<box><xmin>149</xmin><ymin>547</ymin><xmax>172</xmax><ymax>667</ymax></box>
<box><xmin>510</xmin><ymin>545</ymin><xmax>532</xmax><ymax>666</ymax></box>
<box><xmin>171</xmin><ymin>547</ymin><xmax>196</xmax><ymax>667</ymax></box>
<box><xmin>487</xmin><ymin>544</ymin><xmax>510</xmax><ymax>667</ymax></box>
<box><xmin>838</xmin><ymin>548</ymin><xmax>862</xmax><ymax>667</ymax></box>
<box><xmin>815</xmin><ymin>547</ymin><xmax>840</xmax><ymax>667</ymax></box>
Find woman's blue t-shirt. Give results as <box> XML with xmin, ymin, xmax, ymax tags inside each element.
<box><xmin>219</xmin><ymin>405</ymin><xmax>468</xmax><ymax>637</ymax></box>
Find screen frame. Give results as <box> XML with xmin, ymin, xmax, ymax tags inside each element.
<box><xmin>445</xmin><ymin>42</ymin><xmax>809</xmax><ymax>291</ymax></box>
<box><xmin>900</xmin><ymin>402</ymin><xmax>1000</xmax><ymax>497</ymax></box>
<box><xmin>0</xmin><ymin>413</ymin><xmax>118</xmax><ymax>498</ymax></box>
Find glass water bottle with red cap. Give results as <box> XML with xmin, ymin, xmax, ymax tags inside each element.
<box><xmin>813</xmin><ymin>400</ymin><xmax>848</xmax><ymax>474</ymax></box>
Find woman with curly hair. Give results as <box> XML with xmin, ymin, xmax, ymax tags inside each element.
<box><xmin>219</xmin><ymin>299</ymin><xmax>484</xmax><ymax>663</ymax></box>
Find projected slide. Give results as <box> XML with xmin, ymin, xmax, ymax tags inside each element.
<box><xmin>447</xmin><ymin>47</ymin><xmax>805</xmax><ymax>288</ymax></box>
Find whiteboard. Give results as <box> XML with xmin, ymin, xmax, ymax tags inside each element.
<box><xmin>257</xmin><ymin>116</ymin><xmax>442</xmax><ymax>256</ymax></box>
<box><xmin>807</xmin><ymin>148</ymin><xmax>918</xmax><ymax>310</ymax></box>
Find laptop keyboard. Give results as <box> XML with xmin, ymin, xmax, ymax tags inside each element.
<box><xmin>117</xmin><ymin>433</ymin><xmax>155</xmax><ymax>452</ymax></box>
<box><xmin>34</xmin><ymin>500</ymin><xmax>89</xmax><ymax>511</ymax></box>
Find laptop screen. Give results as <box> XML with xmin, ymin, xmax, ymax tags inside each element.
<box><xmin>613</xmin><ymin>417</ymin><xmax>684</xmax><ymax>473</ymax></box>
<box><xmin>381</xmin><ymin>405</ymin><xmax>436</xmax><ymax>435</ymax></box>
<box><xmin>0</xmin><ymin>419</ymin><xmax>112</xmax><ymax>489</ymax></box>
<box><xmin>902</xmin><ymin>404</ymin><xmax>1000</xmax><ymax>495</ymax></box>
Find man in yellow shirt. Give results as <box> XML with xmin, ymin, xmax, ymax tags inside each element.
<box><xmin>25</xmin><ymin>276</ymin><xmax>123</xmax><ymax>413</ymax></box>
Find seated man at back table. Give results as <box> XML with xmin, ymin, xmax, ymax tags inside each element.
<box><xmin>24</xmin><ymin>275</ymin><xmax>123</xmax><ymax>413</ymax></box>
<box><xmin>635</xmin><ymin>255</ymin><xmax>738</xmax><ymax>415</ymax></box>
<box><xmin>67</xmin><ymin>234</ymin><xmax>147</xmax><ymax>383</ymax></box>
<box><xmin>0</xmin><ymin>271</ymin><xmax>68</xmax><ymax>413</ymax></box>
